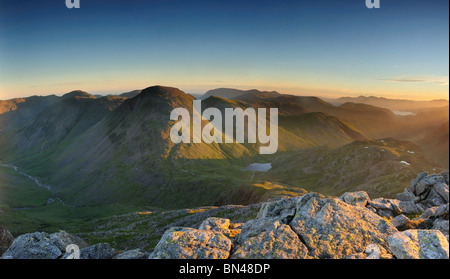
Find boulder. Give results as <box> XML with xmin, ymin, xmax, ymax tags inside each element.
<box><xmin>434</xmin><ymin>183</ymin><xmax>449</xmax><ymax>203</ymax></box>
<box><xmin>391</xmin><ymin>214</ymin><xmax>410</xmax><ymax>229</ymax></box>
<box><xmin>367</xmin><ymin>198</ymin><xmax>402</xmax><ymax>217</ymax></box>
<box><xmin>199</xmin><ymin>217</ymin><xmax>230</xmax><ymax>231</ymax></box>
<box><xmin>408</xmin><ymin>172</ymin><xmax>428</xmax><ymax>194</ymax></box>
<box><xmin>420</xmin><ymin>204</ymin><xmax>449</xmax><ymax>220</ymax></box>
<box><xmin>419</xmin><ymin>207</ymin><xmax>438</xmax><ymax>220</ymax></box>
<box><xmin>368</xmin><ymin>198</ymin><xmax>393</xmax><ymax>211</ymax></box>
<box><xmin>49</xmin><ymin>231</ymin><xmax>89</xmax><ymax>252</ymax></box>
<box><xmin>1</xmin><ymin>232</ymin><xmax>61</xmax><ymax>259</ymax></box>
<box><xmin>422</xmin><ymin>188</ymin><xmax>446</xmax><ymax>207</ymax></box>
<box><xmin>388</xmin><ymin>229</ymin><xmax>449</xmax><ymax>259</ymax></box>
<box><xmin>414</xmin><ymin>174</ymin><xmax>445</xmax><ymax>196</ymax></box>
<box><xmin>435</xmin><ymin>203</ymin><xmax>449</xmax><ymax>219</ymax></box>
<box><xmin>0</xmin><ymin>227</ymin><xmax>14</xmax><ymax>257</ymax></box>
<box><xmin>395</xmin><ymin>189</ymin><xmax>416</xmax><ymax>202</ymax></box>
<box><xmin>79</xmin><ymin>243</ymin><xmax>114</xmax><ymax>259</ymax></box>
<box><xmin>365</xmin><ymin>244</ymin><xmax>393</xmax><ymax>259</ymax></box>
<box><xmin>231</xmin><ymin>218</ymin><xmax>309</xmax><ymax>259</ymax></box>
<box><xmin>289</xmin><ymin>193</ymin><xmax>398</xmax><ymax>259</ymax></box>
<box><xmin>150</xmin><ymin>227</ymin><xmax>232</xmax><ymax>259</ymax></box>
<box><xmin>257</xmin><ymin>197</ymin><xmax>299</xmax><ymax>223</ymax></box>
<box><xmin>398</xmin><ymin>201</ymin><xmax>421</xmax><ymax>214</ymax></box>
<box><xmin>339</xmin><ymin>191</ymin><xmax>370</xmax><ymax>207</ymax></box>
<box><xmin>114</xmin><ymin>249</ymin><xmax>147</xmax><ymax>259</ymax></box>
<box><xmin>199</xmin><ymin>217</ymin><xmax>241</xmax><ymax>239</ymax></box>
<box><xmin>432</xmin><ymin>220</ymin><xmax>449</xmax><ymax>236</ymax></box>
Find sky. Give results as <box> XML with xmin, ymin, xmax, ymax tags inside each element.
<box><xmin>0</xmin><ymin>0</ymin><xmax>448</xmax><ymax>100</ymax></box>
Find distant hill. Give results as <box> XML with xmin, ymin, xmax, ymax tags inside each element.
<box><xmin>119</xmin><ymin>90</ymin><xmax>142</xmax><ymax>98</ymax></box>
<box><xmin>332</xmin><ymin>96</ymin><xmax>449</xmax><ymax>111</ymax></box>
<box><xmin>7</xmin><ymin>95</ymin><xmax>126</xmax><ymax>158</ymax></box>
<box><xmin>201</xmin><ymin>88</ymin><xmax>281</xmax><ymax>100</ymax></box>
<box><xmin>0</xmin><ymin>95</ymin><xmax>60</xmax><ymax>132</ymax></box>
<box><xmin>233</xmin><ymin>93</ymin><xmax>409</xmax><ymax>140</ymax></box>
<box><xmin>61</xmin><ymin>90</ymin><xmax>95</xmax><ymax>100</ymax></box>
<box><xmin>201</xmin><ymin>95</ymin><xmax>366</xmax><ymax>149</ymax></box>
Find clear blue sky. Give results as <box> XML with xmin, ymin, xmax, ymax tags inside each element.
<box><xmin>0</xmin><ymin>0</ymin><xmax>448</xmax><ymax>100</ymax></box>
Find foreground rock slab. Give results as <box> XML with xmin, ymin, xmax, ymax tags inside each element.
<box><xmin>150</xmin><ymin>227</ymin><xmax>232</xmax><ymax>259</ymax></box>
<box><xmin>290</xmin><ymin>193</ymin><xmax>398</xmax><ymax>259</ymax></box>
<box><xmin>388</xmin><ymin>229</ymin><xmax>449</xmax><ymax>259</ymax></box>
<box><xmin>231</xmin><ymin>218</ymin><xmax>309</xmax><ymax>259</ymax></box>
<box><xmin>1</xmin><ymin>232</ymin><xmax>62</xmax><ymax>259</ymax></box>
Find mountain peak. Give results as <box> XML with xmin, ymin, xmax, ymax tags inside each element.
<box><xmin>62</xmin><ymin>90</ymin><xmax>95</xmax><ymax>100</ymax></box>
<box><xmin>115</xmin><ymin>86</ymin><xmax>195</xmax><ymax>115</ymax></box>
<box><xmin>137</xmin><ymin>86</ymin><xmax>189</xmax><ymax>100</ymax></box>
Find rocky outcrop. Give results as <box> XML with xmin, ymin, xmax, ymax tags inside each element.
<box><xmin>78</xmin><ymin>243</ymin><xmax>115</xmax><ymax>259</ymax></box>
<box><xmin>1</xmin><ymin>232</ymin><xmax>63</xmax><ymax>259</ymax></box>
<box><xmin>402</xmin><ymin>172</ymin><xmax>448</xmax><ymax>209</ymax></box>
<box><xmin>1</xmin><ymin>172</ymin><xmax>448</xmax><ymax>259</ymax></box>
<box><xmin>338</xmin><ymin>191</ymin><xmax>370</xmax><ymax>207</ymax></box>
<box><xmin>388</xmin><ymin>229</ymin><xmax>449</xmax><ymax>259</ymax></box>
<box><xmin>50</xmin><ymin>231</ymin><xmax>89</xmax><ymax>252</ymax></box>
<box><xmin>290</xmin><ymin>193</ymin><xmax>398</xmax><ymax>259</ymax></box>
<box><xmin>198</xmin><ymin>217</ymin><xmax>242</xmax><ymax>240</ymax></box>
<box><xmin>149</xmin><ymin>172</ymin><xmax>449</xmax><ymax>259</ymax></box>
<box><xmin>1</xmin><ymin>230</ymin><xmax>114</xmax><ymax>259</ymax></box>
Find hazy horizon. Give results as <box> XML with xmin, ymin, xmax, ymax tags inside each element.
<box><xmin>1</xmin><ymin>0</ymin><xmax>448</xmax><ymax>101</ymax></box>
<box><xmin>1</xmin><ymin>86</ymin><xmax>449</xmax><ymax>103</ymax></box>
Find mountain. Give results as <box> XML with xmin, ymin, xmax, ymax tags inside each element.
<box><xmin>235</xmin><ymin>94</ymin><xmax>407</xmax><ymax>139</ymax></box>
<box><xmin>277</xmin><ymin>113</ymin><xmax>366</xmax><ymax>150</ymax></box>
<box><xmin>203</xmin><ymin>95</ymin><xmax>311</xmax><ymax>117</ymax></box>
<box><xmin>0</xmin><ymin>86</ymin><xmax>446</xmax><ymax>234</ymax></box>
<box><xmin>242</xmin><ymin>94</ymin><xmax>336</xmax><ymax>113</ymax></box>
<box><xmin>0</xmin><ymin>95</ymin><xmax>60</xmax><ymax>132</ymax></box>
<box><xmin>6</xmin><ymin>94</ymin><xmax>126</xmax><ymax>158</ymax></box>
<box><xmin>333</xmin><ymin>96</ymin><xmax>449</xmax><ymax>111</ymax></box>
<box><xmin>201</xmin><ymin>95</ymin><xmax>365</xmax><ymax>149</ymax></box>
<box><xmin>1</xmin><ymin>86</ymin><xmax>368</xmax><ymax>210</ymax></box>
<box><xmin>61</xmin><ymin>90</ymin><xmax>95</xmax><ymax>100</ymax></box>
<box><xmin>4</xmin><ymin>86</ymin><xmax>254</xmax><ymax>208</ymax></box>
<box><xmin>201</xmin><ymin>90</ymin><xmax>449</xmax><ymax>143</ymax></box>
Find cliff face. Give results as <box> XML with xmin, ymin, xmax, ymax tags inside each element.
<box><xmin>0</xmin><ymin>172</ymin><xmax>448</xmax><ymax>259</ymax></box>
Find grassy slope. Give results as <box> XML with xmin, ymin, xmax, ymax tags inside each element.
<box><xmin>261</xmin><ymin>138</ymin><xmax>444</xmax><ymax>199</ymax></box>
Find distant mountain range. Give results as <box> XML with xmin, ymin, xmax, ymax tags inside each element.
<box><xmin>331</xmin><ymin>95</ymin><xmax>449</xmax><ymax>112</ymax></box>
<box><xmin>0</xmin><ymin>86</ymin><xmax>448</xmax><ymax>228</ymax></box>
